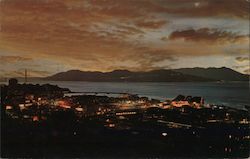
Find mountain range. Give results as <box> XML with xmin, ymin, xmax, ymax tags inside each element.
<box><xmin>45</xmin><ymin>67</ymin><xmax>249</xmax><ymax>82</ymax></box>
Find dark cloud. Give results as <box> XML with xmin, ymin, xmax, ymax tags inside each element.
<box><xmin>233</xmin><ymin>65</ymin><xmax>249</xmax><ymax>69</ymax></box>
<box><xmin>244</xmin><ymin>68</ymin><xmax>250</xmax><ymax>74</ymax></box>
<box><xmin>27</xmin><ymin>70</ymin><xmax>51</xmax><ymax>77</ymax></box>
<box><xmin>3</xmin><ymin>69</ymin><xmax>51</xmax><ymax>77</ymax></box>
<box><xmin>161</xmin><ymin>36</ymin><xmax>168</xmax><ymax>41</ymax></box>
<box><xmin>0</xmin><ymin>56</ymin><xmax>32</xmax><ymax>64</ymax></box>
<box><xmin>235</xmin><ymin>57</ymin><xmax>249</xmax><ymax>62</ymax></box>
<box><xmin>132</xmin><ymin>48</ymin><xmax>178</xmax><ymax>71</ymax></box>
<box><xmin>167</xmin><ymin>28</ymin><xmax>248</xmax><ymax>44</ymax></box>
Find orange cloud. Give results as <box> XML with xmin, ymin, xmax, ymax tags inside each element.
<box><xmin>135</xmin><ymin>20</ymin><xmax>168</xmax><ymax>29</ymax></box>
<box><xmin>152</xmin><ymin>0</ymin><xmax>249</xmax><ymax>19</ymax></box>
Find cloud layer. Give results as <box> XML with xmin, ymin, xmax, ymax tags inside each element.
<box><xmin>0</xmin><ymin>0</ymin><xmax>249</xmax><ymax>76</ymax></box>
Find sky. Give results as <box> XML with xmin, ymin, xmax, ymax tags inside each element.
<box><xmin>0</xmin><ymin>0</ymin><xmax>249</xmax><ymax>77</ymax></box>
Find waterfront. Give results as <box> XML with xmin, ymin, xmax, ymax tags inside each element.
<box><xmin>1</xmin><ymin>80</ymin><xmax>249</xmax><ymax>158</ymax></box>
<box><xmin>2</xmin><ymin>81</ymin><xmax>248</xmax><ymax>108</ymax></box>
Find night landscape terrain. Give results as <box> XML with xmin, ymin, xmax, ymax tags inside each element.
<box><xmin>0</xmin><ymin>0</ymin><xmax>249</xmax><ymax>158</ymax></box>
<box><xmin>1</xmin><ymin>77</ymin><xmax>249</xmax><ymax>158</ymax></box>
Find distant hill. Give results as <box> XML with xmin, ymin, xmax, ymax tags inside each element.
<box><xmin>45</xmin><ymin>67</ymin><xmax>249</xmax><ymax>82</ymax></box>
<box><xmin>45</xmin><ymin>69</ymin><xmax>212</xmax><ymax>82</ymax></box>
<box><xmin>174</xmin><ymin>67</ymin><xmax>249</xmax><ymax>81</ymax></box>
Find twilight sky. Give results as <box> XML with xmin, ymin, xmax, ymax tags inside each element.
<box><xmin>0</xmin><ymin>0</ymin><xmax>249</xmax><ymax>77</ymax></box>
